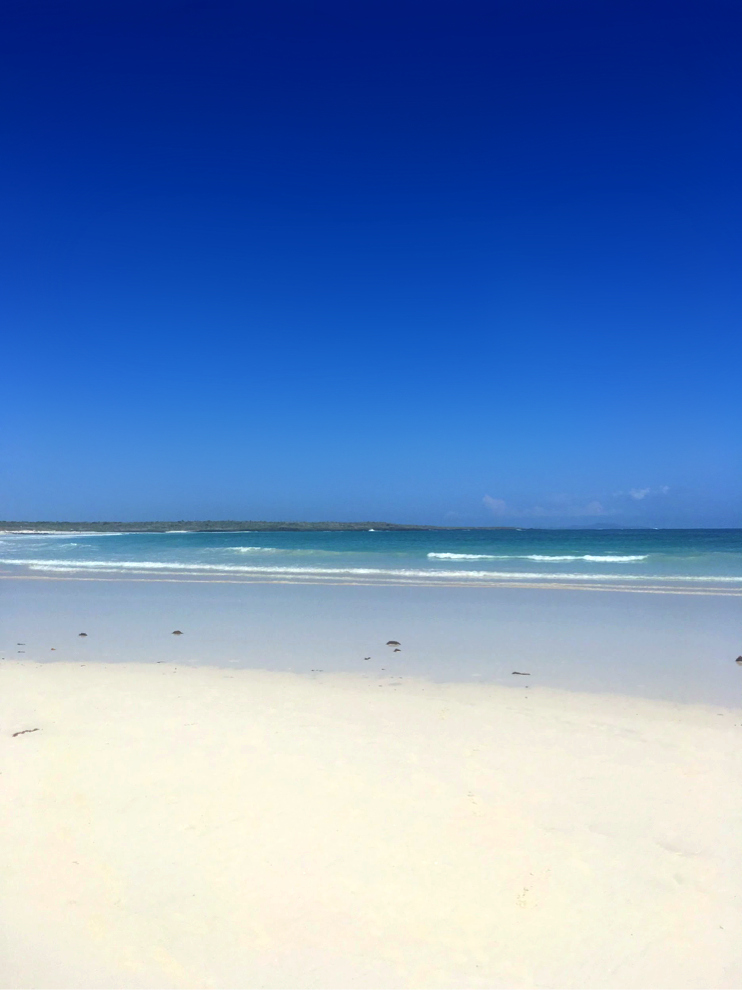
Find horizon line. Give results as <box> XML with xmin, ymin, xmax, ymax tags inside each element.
<box><xmin>1</xmin><ymin>521</ymin><xmax>739</xmax><ymax>533</ymax></box>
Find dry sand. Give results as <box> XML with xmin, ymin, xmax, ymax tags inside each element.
<box><xmin>0</xmin><ymin>661</ymin><xmax>740</xmax><ymax>989</ymax></box>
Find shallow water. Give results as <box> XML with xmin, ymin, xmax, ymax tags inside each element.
<box><xmin>1</xmin><ymin>528</ymin><xmax>741</xmax><ymax>589</ymax></box>
<box><xmin>2</xmin><ymin>575</ymin><xmax>740</xmax><ymax>706</ymax></box>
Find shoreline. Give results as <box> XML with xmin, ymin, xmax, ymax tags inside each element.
<box><xmin>1</xmin><ymin>660</ymin><xmax>740</xmax><ymax>989</ymax></box>
<box><xmin>2</xmin><ymin>568</ymin><xmax>741</xmax><ymax>596</ymax></box>
<box><xmin>2</xmin><ymin>524</ymin><xmax>739</xmax><ymax>534</ymax></box>
<box><xmin>2</xmin><ymin>575</ymin><xmax>741</xmax><ymax>707</ymax></box>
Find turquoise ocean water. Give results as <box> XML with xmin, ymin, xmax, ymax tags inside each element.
<box><xmin>3</xmin><ymin>529</ymin><xmax>741</xmax><ymax>704</ymax></box>
<box><xmin>1</xmin><ymin>528</ymin><xmax>741</xmax><ymax>591</ymax></box>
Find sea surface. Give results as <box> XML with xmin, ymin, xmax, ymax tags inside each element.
<box><xmin>1</xmin><ymin>528</ymin><xmax>741</xmax><ymax>591</ymax></box>
<box><xmin>2</xmin><ymin>529</ymin><xmax>741</xmax><ymax>704</ymax></box>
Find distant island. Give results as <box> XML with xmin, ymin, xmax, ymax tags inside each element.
<box><xmin>0</xmin><ymin>520</ymin><xmax>516</xmax><ymax>533</ymax></box>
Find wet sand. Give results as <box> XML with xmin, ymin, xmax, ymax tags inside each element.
<box><xmin>2</xmin><ymin>575</ymin><xmax>741</xmax><ymax>704</ymax></box>
<box><xmin>1</xmin><ymin>660</ymin><xmax>740</xmax><ymax>989</ymax></box>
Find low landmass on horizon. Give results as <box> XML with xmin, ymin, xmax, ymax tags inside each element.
<box><xmin>0</xmin><ymin>520</ymin><xmax>520</xmax><ymax>534</ymax></box>
<box><xmin>1</xmin><ymin>521</ymin><xmax>727</xmax><ymax>534</ymax></box>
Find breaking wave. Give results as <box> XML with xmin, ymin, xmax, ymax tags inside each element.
<box><xmin>0</xmin><ymin>531</ymin><xmax>125</xmax><ymax>537</ymax></box>
<box><xmin>531</xmin><ymin>554</ymin><xmax>648</xmax><ymax>562</ymax></box>
<box><xmin>1</xmin><ymin>558</ymin><xmax>740</xmax><ymax>586</ymax></box>
<box><xmin>227</xmin><ymin>546</ymin><xmax>283</xmax><ymax>553</ymax></box>
<box><xmin>428</xmin><ymin>552</ymin><xmax>648</xmax><ymax>562</ymax></box>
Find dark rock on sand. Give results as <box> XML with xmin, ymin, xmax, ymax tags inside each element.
<box><xmin>386</xmin><ymin>640</ymin><xmax>401</xmax><ymax>647</ymax></box>
<box><xmin>512</xmin><ymin>671</ymin><xmax>530</xmax><ymax>676</ymax></box>
<box><xmin>736</xmin><ymin>656</ymin><xmax>742</xmax><ymax>665</ymax></box>
<box><xmin>172</xmin><ymin>630</ymin><xmax>184</xmax><ymax>635</ymax></box>
<box><xmin>78</xmin><ymin>633</ymin><xmax>87</xmax><ymax>637</ymax></box>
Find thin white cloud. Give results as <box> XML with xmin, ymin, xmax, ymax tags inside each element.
<box><xmin>483</xmin><ymin>486</ymin><xmax>670</xmax><ymax>520</ymax></box>
<box><xmin>483</xmin><ymin>496</ymin><xmax>610</xmax><ymax>519</ymax></box>
<box><xmin>629</xmin><ymin>486</ymin><xmax>670</xmax><ymax>500</ymax></box>
<box><xmin>482</xmin><ymin>496</ymin><xmax>508</xmax><ymax>515</ymax></box>
<box><xmin>583</xmin><ymin>500</ymin><xmax>606</xmax><ymax>516</ymax></box>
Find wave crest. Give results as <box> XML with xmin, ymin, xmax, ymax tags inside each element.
<box><xmin>429</xmin><ymin>552</ymin><xmax>648</xmax><ymax>562</ymax></box>
<box><xmin>227</xmin><ymin>546</ymin><xmax>282</xmax><ymax>553</ymax></box>
<box><xmin>1</xmin><ymin>558</ymin><xmax>740</xmax><ymax>585</ymax></box>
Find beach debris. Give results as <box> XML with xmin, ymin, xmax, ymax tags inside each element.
<box><xmin>736</xmin><ymin>656</ymin><xmax>742</xmax><ymax>665</ymax></box>
<box><xmin>78</xmin><ymin>633</ymin><xmax>87</xmax><ymax>637</ymax></box>
<box><xmin>386</xmin><ymin>640</ymin><xmax>401</xmax><ymax>647</ymax></box>
<box><xmin>17</xmin><ymin>643</ymin><xmax>25</xmax><ymax>645</ymax></box>
<box><xmin>172</xmin><ymin>630</ymin><xmax>183</xmax><ymax>635</ymax></box>
<box><xmin>512</xmin><ymin>671</ymin><xmax>531</xmax><ymax>676</ymax></box>
<box><xmin>12</xmin><ymin>728</ymin><xmax>39</xmax><ymax>737</ymax></box>
<box><xmin>394</xmin><ymin>648</ymin><xmax>401</xmax><ymax>652</ymax></box>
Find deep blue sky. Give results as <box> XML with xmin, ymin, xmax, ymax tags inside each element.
<box><xmin>2</xmin><ymin>0</ymin><xmax>740</xmax><ymax>525</ymax></box>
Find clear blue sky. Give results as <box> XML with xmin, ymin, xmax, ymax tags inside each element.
<box><xmin>2</xmin><ymin>0</ymin><xmax>740</xmax><ymax>526</ymax></box>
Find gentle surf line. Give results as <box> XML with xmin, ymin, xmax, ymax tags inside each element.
<box><xmin>3</xmin><ymin>572</ymin><xmax>741</xmax><ymax>595</ymax></box>
<box><xmin>427</xmin><ymin>552</ymin><xmax>649</xmax><ymax>562</ymax></box>
<box><xmin>3</xmin><ymin>558</ymin><xmax>742</xmax><ymax>585</ymax></box>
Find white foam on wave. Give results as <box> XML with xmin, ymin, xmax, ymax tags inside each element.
<box><xmin>0</xmin><ymin>531</ymin><xmax>125</xmax><ymax>538</ymax></box>
<box><xmin>227</xmin><ymin>546</ymin><xmax>282</xmax><ymax>553</ymax></box>
<box><xmin>527</xmin><ymin>554</ymin><xmax>648</xmax><ymax>562</ymax></box>
<box><xmin>429</xmin><ymin>552</ymin><xmax>649</xmax><ymax>562</ymax></box>
<box><xmin>2</xmin><ymin>558</ymin><xmax>740</xmax><ymax>584</ymax></box>
<box><xmin>226</xmin><ymin>546</ymin><xmax>347</xmax><ymax>557</ymax></box>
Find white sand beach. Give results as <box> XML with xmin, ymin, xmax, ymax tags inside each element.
<box><xmin>1</xmin><ymin>659</ymin><xmax>740</xmax><ymax>989</ymax></box>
